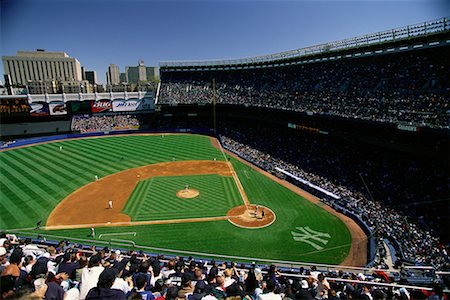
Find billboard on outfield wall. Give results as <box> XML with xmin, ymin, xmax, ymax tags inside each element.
<box><xmin>112</xmin><ymin>98</ymin><xmax>154</xmax><ymax>112</ymax></box>
<box><xmin>30</xmin><ymin>102</ymin><xmax>50</xmax><ymax>116</ymax></box>
<box><xmin>67</xmin><ymin>101</ymin><xmax>92</xmax><ymax>115</ymax></box>
<box><xmin>91</xmin><ymin>99</ymin><xmax>112</xmax><ymax>113</ymax></box>
<box><xmin>48</xmin><ymin>101</ymin><xmax>67</xmax><ymax>115</ymax></box>
<box><xmin>0</xmin><ymin>97</ymin><xmax>30</xmax><ymax>117</ymax></box>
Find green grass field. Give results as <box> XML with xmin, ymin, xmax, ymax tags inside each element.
<box><xmin>0</xmin><ymin>134</ymin><xmax>352</xmax><ymax>264</ymax></box>
<box><xmin>124</xmin><ymin>174</ymin><xmax>243</xmax><ymax>221</ymax></box>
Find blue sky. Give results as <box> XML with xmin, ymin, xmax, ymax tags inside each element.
<box><xmin>1</xmin><ymin>0</ymin><xmax>448</xmax><ymax>84</ymax></box>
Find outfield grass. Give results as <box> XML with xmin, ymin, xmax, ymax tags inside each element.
<box><xmin>124</xmin><ymin>174</ymin><xmax>243</xmax><ymax>221</ymax></box>
<box><xmin>0</xmin><ymin>134</ymin><xmax>352</xmax><ymax>264</ymax></box>
<box><xmin>0</xmin><ymin>134</ymin><xmax>223</xmax><ymax>229</ymax></box>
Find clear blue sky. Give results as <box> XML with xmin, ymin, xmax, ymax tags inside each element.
<box><xmin>1</xmin><ymin>0</ymin><xmax>448</xmax><ymax>84</ymax></box>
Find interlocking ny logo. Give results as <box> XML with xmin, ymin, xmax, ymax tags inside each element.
<box><xmin>291</xmin><ymin>226</ymin><xmax>331</xmax><ymax>250</ymax></box>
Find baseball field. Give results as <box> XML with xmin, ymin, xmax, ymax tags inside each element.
<box><xmin>0</xmin><ymin>134</ymin><xmax>366</xmax><ymax>265</ymax></box>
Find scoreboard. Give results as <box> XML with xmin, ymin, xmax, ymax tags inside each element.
<box><xmin>0</xmin><ymin>97</ymin><xmax>30</xmax><ymax>117</ymax></box>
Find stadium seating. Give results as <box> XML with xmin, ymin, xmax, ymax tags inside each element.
<box><xmin>71</xmin><ymin>114</ymin><xmax>145</xmax><ymax>133</ymax></box>
<box><xmin>218</xmin><ymin>121</ymin><xmax>449</xmax><ymax>271</ymax></box>
<box><xmin>159</xmin><ymin>47</ymin><xmax>449</xmax><ymax>129</ymax></box>
<box><xmin>0</xmin><ymin>234</ymin><xmax>448</xmax><ymax>299</ymax></box>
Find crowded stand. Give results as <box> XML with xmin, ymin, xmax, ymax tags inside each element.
<box><xmin>159</xmin><ymin>47</ymin><xmax>449</xmax><ymax>128</ymax></box>
<box><xmin>217</xmin><ymin>122</ymin><xmax>449</xmax><ymax>271</ymax></box>
<box><xmin>0</xmin><ymin>234</ymin><xmax>448</xmax><ymax>300</ymax></box>
<box><xmin>71</xmin><ymin>115</ymin><xmax>145</xmax><ymax>133</ymax></box>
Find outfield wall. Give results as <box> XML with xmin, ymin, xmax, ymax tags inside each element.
<box><xmin>0</xmin><ymin>120</ymin><xmax>71</xmax><ymax>137</ymax></box>
<box><xmin>0</xmin><ymin>128</ymin><xmax>213</xmax><ymax>149</ymax></box>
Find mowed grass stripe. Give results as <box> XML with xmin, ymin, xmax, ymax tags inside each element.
<box><xmin>0</xmin><ymin>189</ymin><xmax>24</xmax><ymax>226</ymax></box>
<box><xmin>0</xmin><ymin>172</ymin><xmax>47</xmax><ymax>218</ymax></box>
<box><xmin>124</xmin><ymin>180</ymin><xmax>152</xmax><ymax>217</ymax></box>
<box><xmin>3</xmin><ymin>150</ymin><xmax>79</xmax><ymax>192</ymax></box>
<box><xmin>15</xmin><ymin>148</ymin><xmax>86</xmax><ymax>185</ymax></box>
<box><xmin>49</xmin><ymin>141</ymin><xmax>122</xmax><ymax>175</ymax></box>
<box><xmin>124</xmin><ymin>174</ymin><xmax>241</xmax><ymax>221</ymax></box>
<box><xmin>35</xmin><ymin>144</ymin><xmax>115</xmax><ymax>178</ymax></box>
<box><xmin>1</xmin><ymin>152</ymin><xmax>63</xmax><ymax>195</ymax></box>
<box><xmin>0</xmin><ymin>163</ymin><xmax>59</xmax><ymax>211</ymax></box>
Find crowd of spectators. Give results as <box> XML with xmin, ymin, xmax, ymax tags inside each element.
<box><xmin>0</xmin><ymin>234</ymin><xmax>447</xmax><ymax>300</ymax></box>
<box><xmin>159</xmin><ymin>47</ymin><xmax>449</xmax><ymax>128</ymax></box>
<box><xmin>218</xmin><ymin>122</ymin><xmax>449</xmax><ymax>271</ymax></box>
<box><xmin>71</xmin><ymin>115</ymin><xmax>143</xmax><ymax>133</ymax></box>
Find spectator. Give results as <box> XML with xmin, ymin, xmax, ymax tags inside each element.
<box><xmin>85</xmin><ymin>267</ymin><xmax>126</xmax><ymax>299</ymax></box>
<box><xmin>79</xmin><ymin>254</ymin><xmax>104</xmax><ymax>300</ymax></box>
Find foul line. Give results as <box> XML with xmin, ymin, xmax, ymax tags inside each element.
<box><xmin>42</xmin><ymin>215</ymin><xmax>234</xmax><ymax>230</ymax></box>
<box><xmin>99</xmin><ymin>232</ymin><xmax>137</xmax><ymax>239</ymax></box>
<box><xmin>217</xmin><ymin>138</ymin><xmax>250</xmax><ymax>207</ymax></box>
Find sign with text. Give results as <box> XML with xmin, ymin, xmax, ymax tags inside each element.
<box><xmin>91</xmin><ymin>99</ymin><xmax>112</xmax><ymax>113</ymax></box>
<box><xmin>112</xmin><ymin>98</ymin><xmax>154</xmax><ymax>112</ymax></box>
<box><xmin>0</xmin><ymin>97</ymin><xmax>30</xmax><ymax>117</ymax></box>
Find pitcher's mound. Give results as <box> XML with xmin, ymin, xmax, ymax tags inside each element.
<box><xmin>227</xmin><ymin>205</ymin><xmax>275</xmax><ymax>228</ymax></box>
<box><xmin>176</xmin><ymin>189</ymin><xmax>200</xmax><ymax>199</ymax></box>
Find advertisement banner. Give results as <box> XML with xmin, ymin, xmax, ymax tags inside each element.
<box><xmin>30</xmin><ymin>102</ymin><xmax>50</xmax><ymax>116</ymax></box>
<box><xmin>112</xmin><ymin>98</ymin><xmax>154</xmax><ymax>112</ymax></box>
<box><xmin>48</xmin><ymin>101</ymin><xmax>67</xmax><ymax>115</ymax></box>
<box><xmin>138</xmin><ymin>98</ymin><xmax>154</xmax><ymax>111</ymax></box>
<box><xmin>397</xmin><ymin>124</ymin><xmax>418</xmax><ymax>132</ymax></box>
<box><xmin>0</xmin><ymin>97</ymin><xmax>30</xmax><ymax>117</ymax></box>
<box><xmin>91</xmin><ymin>99</ymin><xmax>112</xmax><ymax>113</ymax></box>
<box><xmin>67</xmin><ymin>101</ymin><xmax>92</xmax><ymax>115</ymax></box>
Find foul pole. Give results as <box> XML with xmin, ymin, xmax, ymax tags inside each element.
<box><xmin>212</xmin><ymin>78</ymin><xmax>217</xmax><ymax>135</ymax></box>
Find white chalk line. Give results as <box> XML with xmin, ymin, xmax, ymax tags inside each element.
<box><xmin>99</xmin><ymin>232</ymin><xmax>137</xmax><ymax>239</ymax></box>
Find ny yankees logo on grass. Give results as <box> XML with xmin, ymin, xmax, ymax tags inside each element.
<box><xmin>291</xmin><ymin>226</ymin><xmax>331</xmax><ymax>250</ymax></box>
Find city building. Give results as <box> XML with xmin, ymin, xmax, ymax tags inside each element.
<box><xmin>60</xmin><ymin>80</ymin><xmax>92</xmax><ymax>93</ymax></box>
<box><xmin>2</xmin><ymin>50</ymin><xmax>83</xmax><ymax>86</ymax></box>
<box><xmin>125</xmin><ymin>60</ymin><xmax>158</xmax><ymax>84</ymax></box>
<box><xmin>84</xmin><ymin>70</ymin><xmax>97</xmax><ymax>85</ymax></box>
<box><xmin>27</xmin><ymin>80</ymin><xmax>59</xmax><ymax>94</ymax></box>
<box><xmin>106</xmin><ymin>64</ymin><xmax>120</xmax><ymax>85</ymax></box>
<box><xmin>105</xmin><ymin>83</ymin><xmax>131</xmax><ymax>92</ymax></box>
<box><xmin>120</xmin><ymin>72</ymin><xmax>127</xmax><ymax>83</ymax></box>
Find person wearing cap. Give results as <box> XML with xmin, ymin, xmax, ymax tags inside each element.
<box><xmin>132</xmin><ymin>273</ymin><xmax>155</xmax><ymax>300</ymax></box>
<box><xmin>359</xmin><ymin>285</ymin><xmax>373</xmax><ymax>300</ymax></box>
<box><xmin>257</xmin><ymin>280</ymin><xmax>282</xmax><ymax>300</ymax></box>
<box><xmin>211</xmin><ymin>274</ymin><xmax>227</xmax><ymax>300</ymax></box>
<box><xmin>161</xmin><ymin>258</ymin><xmax>176</xmax><ymax>279</ymax></box>
<box><xmin>295</xmin><ymin>280</ymin><xmax>314</xmax><ymax>300</ymax></box>
<box><xmin>85</xmin><ymin>267</ymin><xmax>126</xmax><ymax>300</ymax></box>
<box><xmin>58</xmin><ymin>252</ymin><xmax>79</xmax><ymax>281</ymax></box>
<box><xmin>223</xmin><ymin>268</ymin><xmax>236</xmax><ymax>289</ymax></box>
<box><xmin>0</xmin><ymin>246</ymin><xmax>9</xmax><ymax>274</ymax></box>
<box><xmin>111</xmin><ymin>262</ymin><xmax>133</xmax><ymax>294</ymax></box>
<box><xmin>167</xmin><ymin>264</ymin><xmax>184</xmax><ymax>287</ymax></box>
<box><xmin>188</xmin><ymin>280</ymin><xmax>209</xmax><ymax>300</ymax></box>
<box><xmin>79</xmin><ymin>254</ymin><xmax>105</xmax><ymax>300</ymax></box>
<box><xmin>207</xmin><ymin>260</ymin><xmax>219</xmax><ymax>283</ymax></box>
<box><xmin>178</xmin><ymin>273</ymin><xmax>195</xmax><ymax>299</ymax></box>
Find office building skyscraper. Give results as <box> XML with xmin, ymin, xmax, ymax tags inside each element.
<box><xmin>2</xmin><ymin>50</ymin><xmax>83</xmax><ymax>86</ymax></box>
<box><xmin>106</xmin><ymin>64</ymin><xmax>120</xmax><ymax>85</ymax></box>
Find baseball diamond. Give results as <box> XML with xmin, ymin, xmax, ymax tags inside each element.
<box><xmin>0</xmin><ymin>134</ymin><xmax>363</xmax><ymax>265</ymax></box>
